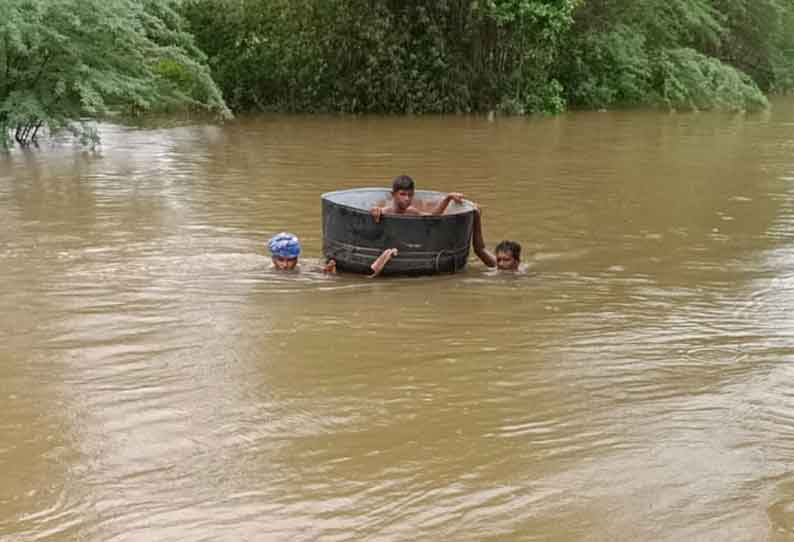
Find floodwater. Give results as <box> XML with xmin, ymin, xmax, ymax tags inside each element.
<box><xmin>1</xmin><ymin>100</ymin><xmax>794</xmax><ymax>542</ymax></box>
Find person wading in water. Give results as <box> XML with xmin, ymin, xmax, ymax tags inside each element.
<box><xmin>268</xmin><ymin>232</ymin><xmax>398</xmax><ymax>277</ymax></box>
<box><xmin>470</xmin><ymin>205</ymin><xmax>523</xmax><ymax>272</ymax></box>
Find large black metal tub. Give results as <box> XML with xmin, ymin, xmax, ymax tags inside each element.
<box><xmin>322</xmin><ymin>188</ymin><xmax>475</xmax><ymax>276</ymax></box>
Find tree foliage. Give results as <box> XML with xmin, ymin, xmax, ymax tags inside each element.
<box><xmin>555</xmin><ymin>0</ymin><xmax>794</xmax><ymax>111</ymax></box>
<box><xmin>0</xmin><ymin>0</ymin><xmax>230</xmax><ymax>148</ymax></box>
<box><xmin>4</xmin><ymin>0</ymin><xmax>793</xmax><ymax>147</ymax></box>
<box><xmin>183</xmin><ymin>0</ymin><xmax>579</xmax><ymax>115</ymax></box>
<box><xmin>184</xmin><ymin>0</ymin><xmax>794</xmax><ymax>116</ymax></box>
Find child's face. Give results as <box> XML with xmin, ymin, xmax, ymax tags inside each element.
<box><xmin>496</xmin><ymin>250</ymin><xmax>519</xmax><ymax>271</ymax></box>
<box><xmin>272</xmin><ymin>256</ymin><xmax>298</xmax><ymax>271</ymax></box>
<box><xmin>392</xmin><ymin>189</ymin><xmax>414</xmax><ymax>211</ymax></box>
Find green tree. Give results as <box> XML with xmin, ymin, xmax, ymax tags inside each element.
<box><xmin>712</xmin><ymin>0</ymin><xmax>794</xmax><ymax>92</ymax></box>
<box><xmin>0</xmin><ymin>0</ymin><xmax>230</xmax><ymax>148</ymax></box>
<box><xmin>555</xmin><ymin>0</ymin><xmax>777</xmax><ymax>111</ymax></box>
<box><xmin>183</xmin><ymin>0</ymin><xmax>579</xmax><ymax>115</ymax></box>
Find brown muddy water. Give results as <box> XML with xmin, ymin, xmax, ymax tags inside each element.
<box><xmin>1</xmin><ymin>101</ymin><xmax>794</xmax><ymax>542</ymax></box>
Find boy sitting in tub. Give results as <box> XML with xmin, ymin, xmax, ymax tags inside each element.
<box><xmin>369</xmin><ymin>175</ymin><xmax>465</xmax><ymax>223</ymax></box>
<box><xmin>268</xmin><ymin>232</ymin><xmax>399</xmax><ymax>277</ymax></box>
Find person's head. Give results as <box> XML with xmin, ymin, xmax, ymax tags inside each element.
<box><xmin>391</xmin><ymin>175</ymin><xmax>415</xmax><ymax>211</ymax></box>
<box><xmin>268</xmin><ymin>232</ymin><xmax>301</xmax><ymax>271</ymax></box>
<box><xmin>495</xmin><ymin>240</ymin><xmax>521</xmax><ymax>271</ymax></box>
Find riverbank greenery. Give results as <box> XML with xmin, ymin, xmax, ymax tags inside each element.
<box><xmin>0</xmin><ymin>0</ymin><xmax>229</xmax><ymax>148</ymax></box>
<box><xmin>554</xmin><ymin>0</ymin><xmax>791</xmax><ymax>111</ymax></box>
<box><xmin>183</xmin><ymin>0</ymin><xmax>794</xmax><ymax>115</ymax></box>
<box><xmin>182</xmin><ymin>0</ymin><xmax>579</xmax><ymax>114</ymax></box>
<box><xmin>3</xmin><ymin>0</ymin><xmax>794</xmax><ymax>147</ymax></box>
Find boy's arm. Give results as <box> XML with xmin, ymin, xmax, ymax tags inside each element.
<box><xmin>308</xmin><ymin>259</ymin><xmax>337</xmax><ymax>274</ymax></box>
<box><xmin>370</xmin><ymin>248</ymin><xmax>398</xmax><ymax>277</ymax></box>
<box><xmin>472</xmin><ymin>205</ymin><xmax>496</xmax><ymax>268</ymax></box>
<box><xmin>430</xmin><ymin>192</ymin><xmax>465</xmax><ymax>215</ymax></box>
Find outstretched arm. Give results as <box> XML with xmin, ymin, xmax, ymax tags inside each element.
<box><xmin>370</xmin><ymin>248</ymin><xmax>399</xmax><ymax>277</ymax></box>
<box><xmin>472</xmin><ymin>205</ymin><xmax>496</xmax><ymax>268</ymax></box>
<box><xmin>430</xmin><ymin>192</ymin><xmax>464</xmax><ymax>215</ymax></box>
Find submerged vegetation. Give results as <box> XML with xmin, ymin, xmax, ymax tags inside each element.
<box><xmin>3</xmin><ymin>0</ymin><xmax>794</xmax><ymax>146</ymax></box>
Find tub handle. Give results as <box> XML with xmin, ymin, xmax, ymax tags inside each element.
<box><xmin>435</xmin><ymin>250</ymin><xmax>450</xmax><ymax>273</ymax></box>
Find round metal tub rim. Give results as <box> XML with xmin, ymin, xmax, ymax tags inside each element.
<box><xmin>321</xmin><ymin>187</ymin><xmax>476</xmax><ymax>216</ymax></box>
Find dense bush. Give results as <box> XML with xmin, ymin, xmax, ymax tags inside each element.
<box><xmin>556</xmin><ymin>0</ymin><xmax>794</xmax><ymax>111</ymax></box>
<box><xmin>183</xmin><ymin>0</ymin><xmax>793</xmax><ymax>115</ymax></box>
<box><xmin>183</xmin><ymin>0</ymin><xmax>579</xmax><ymax>114</ymax></box>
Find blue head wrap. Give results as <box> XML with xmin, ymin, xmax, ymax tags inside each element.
<box><xmin>268</xmin><ymin>232</ymin><xmax>301</xmax><ymax>258</ymax></box>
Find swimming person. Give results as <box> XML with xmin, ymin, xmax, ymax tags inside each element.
<box><xmin>471</xmin><ymin>205</ymin><xmax>523</xmax><ymax>271</ymax></box>
<box><xmin>370</xmin><ymin>175</ymin><xmax>465</xmax><ymax>223</ymax></box>
<box><xmin>267</xmin><ymin>232</ymin><xmax>398</xmax><ymax>277</ymax></box>
<box><xmin>267</xmin><ymin>232</ymin><xmax>307</xmax><ymax>271</ymax></box>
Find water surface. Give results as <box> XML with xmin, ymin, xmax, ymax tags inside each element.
<box><xmin>2</xmin><ymin>102</ymin><xmax>794</xmax><ymax>541</ymax></box>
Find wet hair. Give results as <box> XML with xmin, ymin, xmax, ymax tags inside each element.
<box><xmin>392</xmin><ymin>175</ymin><xmax>415</xmax><ymax>193</ymax></box>
<box><xmin>495</xmin><ymin>240</ymin><xmax>521</xmax><ymax>261</ymax></box>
